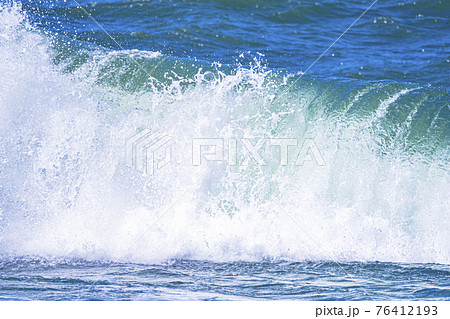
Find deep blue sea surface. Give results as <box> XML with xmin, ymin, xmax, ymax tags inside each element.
<box><xmin>0</xmin><ymin>0</ymin><xmax>449</xmax><ymax>300</ymax></box>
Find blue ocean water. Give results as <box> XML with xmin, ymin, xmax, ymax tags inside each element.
<box><xmin>0</xmin><ymin>0</ymin><xmax>449</xmax><ymax>300</ymax></box>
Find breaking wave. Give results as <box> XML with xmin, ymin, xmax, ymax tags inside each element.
<box><xmin>0</xmin><ymin>3</ymin><xmax>449</xmax><ymax>264</ymax></box>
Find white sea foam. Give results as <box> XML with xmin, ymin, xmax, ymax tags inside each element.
<box><xmin>0</xmin><ymin>3</ymin><xmax>449</xmax><ymax>264</ymax></box>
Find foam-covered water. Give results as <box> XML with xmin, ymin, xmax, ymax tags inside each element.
<box><xmin>0</xmin><ymin>1</ymin><xmax>449</xmax><ymax>300</ymax></box>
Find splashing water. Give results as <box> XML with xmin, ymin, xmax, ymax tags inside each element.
<box><xmin>0</xmin><ymin>2</ymin><xmax>449</xmax><ymax>269</ymax></box>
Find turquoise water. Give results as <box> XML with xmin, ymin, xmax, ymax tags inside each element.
<box><xmin>0</xmin><ymin>0</ymin><xmax>449</xmax><ymax>300</ymax></box>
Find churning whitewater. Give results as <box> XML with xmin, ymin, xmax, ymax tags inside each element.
<box><xmin>0</xmin><ymin>1</ymin><xmax>449</xmax><ymax>269</ymax></box>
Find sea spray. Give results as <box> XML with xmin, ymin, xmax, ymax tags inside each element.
<box><xmin>0</xmin><ymin>2</ymin><xmax>449</xmax><ymax>265</ymax></box>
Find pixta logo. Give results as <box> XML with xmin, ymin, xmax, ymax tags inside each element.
<box><xmin>126</xmin><ymin>129</ymin><xmax>325</xmax><ymax>176</ymax></box>
<box><xmin>126</xmin><ymin>129</ymin><xmax>172</xmax><ymax>175</ymax></box>
<box><xmin>192</xmin><ymin>138</ymin><xmax>325</xmax><ymax>167</ymax></box>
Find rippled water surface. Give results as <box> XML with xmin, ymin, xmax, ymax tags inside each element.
<box><xmin>1</xmin><ymin>258</ymin><xmax>449</xmax><ymax>300</ymax></box>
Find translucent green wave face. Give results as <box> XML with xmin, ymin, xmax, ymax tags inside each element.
<box><xmin>52</xmin><ymin>38</ymin><xmax>449</xmax><ymax>161</ymax></box>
